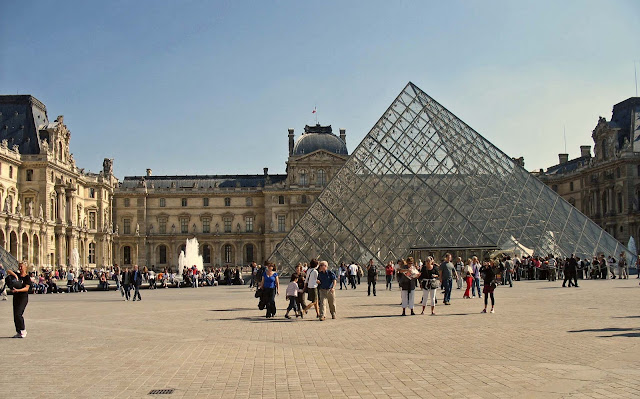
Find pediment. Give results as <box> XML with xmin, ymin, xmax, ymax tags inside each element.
<box><xmin>291</xmin><ymin>150</ymin><xmax>348</xmax><ymax>163</ymax></box>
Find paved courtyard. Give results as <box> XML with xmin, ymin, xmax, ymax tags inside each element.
<box><xmin>1</xmin><ymin>277</ymin><xmax>639</xmax><ymax>398</ymax></box>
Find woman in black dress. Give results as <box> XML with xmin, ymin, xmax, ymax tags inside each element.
<box><xmin>480</xmin><ymin>260</ymin><xmax>496</xmax><ymax>314</ymax></box>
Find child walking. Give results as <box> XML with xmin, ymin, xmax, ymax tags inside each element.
<box><xmin>285</xmin><ymin>273</ymin><xmax>300</xmax><ymax>319</ymax></box>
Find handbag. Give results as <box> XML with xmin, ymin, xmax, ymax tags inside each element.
<box><xmin>427</xmin><ymin>278</ymin><xmax>439</xmax><ymax>290</ymax></box>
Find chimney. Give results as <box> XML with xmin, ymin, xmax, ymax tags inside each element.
<box><xmin>288</xmin><ymin>128</ymin><xmax>294</xmax><ymax>156</ymax></box>
<box><xmin>263</xmin><ymin>167</ymin><xmax>268</xmax><ymax>177</ymax></box>
<box><xmin>580</xmin><ymin>145</ymin><xmax>591</xmax><ymax>158</ymax></box>
<box><xmin>146</xmin><ymin>168</ymin><xmax>152</xmax><ymax>177</ymax></box>
<box><xmin>558</xmin><ymin>154</ymin><xmax>569</xmax><ymax>164</ymax></box>
<box><xmin>339</xmin><ymin>128</ymin><xmax>346</xmax><ymax>144</ymax></box>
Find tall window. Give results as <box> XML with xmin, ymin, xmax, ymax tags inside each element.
<box><xmin>301</xmin><ymin>195</ymin><xmax>307</xmax><ymax>204</ymax></box>
<box><xmin>246</xmin><ymin>197</ymin><xmax>253</xmax><ymax>206</ymax></box>
<box><xmin>123</xmin><ymin>246</ymin><xmax>131</xmax><ymax>265</ymax></box>
<box><xmin>180</xmin><ymin>218</ymin><xmax>188</xmax><ymax>234</ymax></box>
<box><xmin>90</xmin><ymin>188</ymin><xmax>95</xmax><ymax>198</ymax></box>
<box><xmin>245</xmin><ymin>244</ymin><xmax>254</xmax><ymax>263</ymax></box>
<box><xmin>88</xmin><ymin>242</ymin><xmax>96</xmax><ymax>264</ymax></box>
<box><xmin>278</xmin><ymin>195</ymin><xmax>285</xmax><ymax>205</ymax></box>
<box><xmin>159</xmin><ymin>218</ymin><xmax>167</xmax><ymax>234</ymax></box>
<box><xmin>224</xmin><ymin>197</ymin><xmax>231</xmax><ymax>207</ymax></box>
<box><xmin>224</xmin><ymin>244</ymin><xmax>233</xmax><ymax>263</ymax></box>
<box><xmin>89</xmin><ymin>212</ymin><xmax>96</xmax><ymax>229</ymax></box>
<box><xmin>569</xmin><ymin>182</ymin><xmax>574</xmax><ymax>191</ymax></box>
<box><xmin>123</xmin><ymin>218</ymin><xmax>131</xmax><ymax>234</ymax></box>
<box><xmin>245</xmin><ymin>216</ymin><xmax>254</xmax><ymax>233</ymax></box>
<box><xmin>317</xmin><ymin>169</ymin><xmax>326</xmax><ymax>186</ymax></box>
<box><xmin>299</xmin><ymin>170</ymin><xmax>308</xmax><ymax>186</ymax></box>
<box><xmin>181</xmin><ymin>198</ymin><xmax>187</xmax><ymax>207</ymax></box>
<box><xmin>203</xmin><ymin>219</ymin><xmax>211</xmax><ymax>233</ymax></box>
<box><xmin>26</xmin><ymin>169</ymin><xmax>33</xmax><ymax>181</ymax></box>
<box><xmin>277</xmin><ymin>215</ymin><xmax>286</xmax><ymax>232</ymax></box>
<box><xmin>202</xmin><ymin>245</ymin><xmax>211</xmax><ymax>264</ymax></box>
<box><xmin>9</xmin><ymin>166</ymin><xmax>13</xmax><ymax>179</ymax></box>
<box><xmin>124</xmin><ymin>198</ymin><xmax>130</xmax><ymax>207</ymax></box>
<box><xmin>159</xmin><ymin>198</ymin><xmax>166</xmax><ymax>207</ymax></box>
<box><xmin>224</xmin><ymin>217</ymin><xmax>232</xmax><ymax>233</ymax></box>
<box><xmin>203</xmin><ymin>198</ymin><xmax>209</xmax><ymax>207</ymax></box>
<box><xmin>159</xmin><ymin>245</ymin><xmax>167</xmax><ymax>264</ymax></box>
<box><xmin>618</xmin><ymin>192</ymin><xmax>623</xmax><ymax>213</ymax></box>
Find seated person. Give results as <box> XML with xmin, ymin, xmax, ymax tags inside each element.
<box><xmin>77</xmin><ymin>274</ymin><xmax>87</xmax><ymax>292</ymax></box>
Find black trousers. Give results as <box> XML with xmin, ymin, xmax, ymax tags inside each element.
<box><xmin>13</xmin><ymin>294</ymin><xmax>28</xmax><ymax>332</ymax></box>
<box><xmin>367</xmin><ymin>280</ymin><xmax>376</xmax><ymax>295</ymax></box>
<box><xmin>133</xmin><ymin>284</ymin><xmax>141</xmax><ymax>300</ymax></box>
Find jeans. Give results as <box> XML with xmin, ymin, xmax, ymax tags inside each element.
<box><xmin>249</xmin><ymin>275</ymin><xmax>255</xmax><ymax>288</ymax></box>
<box><xmin>348</xmin><ymin>275</ymin><xmax>356</xmax><ymax>289</ymax></box>
<box><xmin>504</xmin><ymin>272</ymin><xmax>512</xmax><ymax>287</ymax></box>
<box><xmin>443</xmin><ymin>279</ymin><xmax>453</xmax><ymax>303</ymax></box>
<box><xmin>123</xmin><ymin>285</ymin><xmax>131</xmax><ymax>300</ymax></box>
<box><xmin>472</xmin><ymin>277</ymin><xmax>481</xmax><ymax>297</ymax></box>
<box><xmin>318</xmin><ymin>288</ymin><xmax>336</xmax><ymax>318</ymax></box>
<box><xmin>367</xmin><ymin>279</ymin><xmax>376</xmax><ymax>296</ymax></box>
<box><xmin>133</xmin><ymin>284</ymin><xmax>141</xmax><ymax>300</ymax></box>
<box><xmin>115</xmin><ymin>275</ymin><xmax>121</xmax><ymax>290</ymax></box>
<box><xmin>340</xmin><ymin>275</ymin><xmax>348</xmax><ymax>289</ymax></box>
<box><xmin>386</xmin><ymin>275</ymin><xmax>393</xmax><ymax>290</ymax></box>
<box><xmin>286</xmin><ymin>296</ymin><xmax>297</xmax><ymax>313</ymax></box>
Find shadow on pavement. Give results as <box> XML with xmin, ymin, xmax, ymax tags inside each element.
<box><xmin>568</xmin><ymin>327</ymin><xmax>640</xmax><ymax>338</ymax></box>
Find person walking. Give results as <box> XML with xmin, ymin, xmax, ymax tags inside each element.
<box><xmin>618</xmin><ymin>253</ymin><xmax>628</xmax><ymax>279</ymax></box>
<box><xmin>463</xmin><ymin>260</ymin><xmax>473</xmax><ymax>298</ymax></box>
<box><xmin>439</xmin><ymin>253</ymin><xmax>457</xmax><ymax>305</ymax></box>
<box><xmin>295</xmin><ymin>264</ymin><xmax>307</xmax><ymax>318</ymax></box>
<box><xmin>303</xmin><ymin>260</ymin><xmax>320</xmax><ymax>318</ymax></box>
<box><xmin>132</xmin><ymin>265</ymin><xmax>143</xmax><ymax>301</ymax></box>
<box><xmin>563</xmin><ymin>255</ymin><xmax>579</xmax><ymax>287</ymax></box>
<box><xmin>471</xmin><ymin>256</ymin><xmax>481</xmax><ymax>298</ymax></box>
<box><xmin>339</xmin><ymin>263</ymin><xmax>348</xmax><ymax>290</ymax></box>
<box><xmin>7</xmin><ymin>262</ymin><xmax>31</xmax><ymax>338</ymax></box>
<box><xmin>385</xmin><ymin>261</ymin><xmax>394</xmax><ymax>290</ymax></box>
<box><xmin>480</xmin><ymin>261</ymin><xmax>496</xmax><ymax>313</ymax></box>
<box><xmin>399</xmin><ymin>257</ymin><xmax>419</xmax><ymax>316</ymax></box>
<box><xmin>347</xmin><ymin>262</ymin><xmax>358</xmax><ymax>289</ymax></box>
<box><xmin>260</xmin><ymin>263</ymin><xmax>279</xmax><ymax>318</ymax></box>
<box><xmin>122</xmin><ymin>267</ymin><xmax>132</xmax><ymax>300</ymax></box>
<box><xmin>504</xmin><ymin>256</ymin><xmax>514</xmax><ymax>287</ymax></box>
<box><xmin>317</xmin><ymin>261</ymin><xmax>337</xmax><ymax>320</ymax></box>
<box><xmin>366</xmin><ymin>259</ymin><xmax>377</xmax><ymax>296</ymax></box>
<box><xmin>454</xmin><ymin>257</ymin><xmax>464</xmax><ymax>289</ymax></box>
<box><xmin>284</xmin><ymin>273</ymin><xmax>299</xmax><ymax>319</ymax></box>
<box><xmin>113</xmin><ymin>264</ymin><xmax>122</xmax><ymax>293</ymax></box>
<box><xmin>249</xmin><ymin>262</ymin><xmax>257</xmax><ymax>289</ymax></box>
<box><xmin>419</xmin><ymin>257</ymin><xmax>438</xmax><ymax>315</ymax></box>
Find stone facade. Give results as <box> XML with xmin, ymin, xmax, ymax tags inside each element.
<box><xmin>537</xmin><ymin>97</ymin><xmax>640</xmax><ymax>246</ymax></box>
<box><xmin>0</xmin><ymin>95</ymin><xmax>118</xmax><ymax>271</ymax></box>
<box><xmin>112</xmin><ymin>124</ymin><xmax>348</xmax><ymax>269</ymax></box>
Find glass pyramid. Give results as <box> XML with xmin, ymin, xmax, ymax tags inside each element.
<box><xmin>269</xmin><ymin>82</ymin><xmax>630</xmax><ymax>272</ymax></box>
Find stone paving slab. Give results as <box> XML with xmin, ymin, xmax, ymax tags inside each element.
<box><xmin>1</xmin><ymin>278</ymin><xmax>639</xmax><ymax>398</ymax></box>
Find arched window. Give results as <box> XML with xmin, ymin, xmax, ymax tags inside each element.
<box><xmin>224</xmin><ymin>244</ymin><xmax>233</xmax><ymax>264</ymax></box>
<box><xmin>88</xmin><ymin>242</ymin><xmax>96</xmax><ymax>264</ymax></box>
<box><xmin>317</xmin><ymin>169</ymin><xmax>326</xmax><ymax>186</ymax></box>
<box><xmin>299</xmin><ymin>170</ymin><xmax>308</xmax><ymax>186</ymax></box>
<box><xmin>123</xmin><ymin>246</ymin><xmax>131</xmax><ymax>265</ymax></box>
<box><xmin>9</xmin><ymin>232</ymin><xmax>17</xmax><ymax>258</ymax></box>
<box><xmin>158</xmin><ymin>245</ymin><xmax>167</xmax><ymax>264</ymax></box>
<box><xmin>202</xmin><ymin>245</ymin><xmax>211</xmax><ymax>264</ymax></box>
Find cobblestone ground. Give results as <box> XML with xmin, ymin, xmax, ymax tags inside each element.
<box><xmin>1</xmin><ymin>278</ymin><xmax>639</xmax><ymax>398</ymax></box>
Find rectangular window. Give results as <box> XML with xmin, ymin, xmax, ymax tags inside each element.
<box><xmin>26</xmin><ymin>169</ymin><xmax>33</xmax><ymax>181</ymax></box>
<box><xmin>159</xmin><ymin>246</ymin><xmax>167</xmax><ymax>264</ymax></box>
<box><xmin>203</xmin><ymin>198</ymin><xmax>209</xmax><ymax>207</ymax></box>
<box><xmin>89</xmin><ymin>212</ymin><xmax>96</xmax><ymax>229</ymax></box>
<box><xmin>224</xmin><ymin>197</ymin><xmax>231</xmax><ymax>207</ymax></box>
<box><xmin>89</xmin><ymin>188</ymin><xmax>95</xmax><ymax>198</ymax></box>
<box><xmin>181</xmin><ymin>198</ymin><xmax>187</xmax><ymax>207</ymax></box>
<box><xmin>159</xmin><ymin>218</ymin><xmax>167</xmax><ymax>234</ymax></box>
<box><xmin>569</xmin><ymin>182</ymin><xmax>574</xmax><ymax>191</ymax></box>
<box><xmin>224</xmin><ymin>217</ymin><xmax>232</xmax><ymax>233</ymax></box>
<box><xmin>203</xmin><ymin>219</ymin><xmax>211</xmax><ymax>233</ymax></box>
<box><xmin>245</xmin><ymin>216</ymin><xmax>254</xmax><ymax>233</ymax></box>
<box><xmin>180</xmin><ymin>218</ymin><xmax>188</xmax><ymax>234</ymax></box>
<box><xmin>159</xmin><ymin>198</ymin><xmax>166</xmax><ymax>207</ymax></box>
<box><xmin>124</xmin><ymin>198</ymin><xmax>130</xmax><ymax>207</ymax></box>
<box><xmin>246</xmin><ymin>197</ymin><xmax>253</xmax><ymax>206</ymax></box>
<box><xmin>88</xmin><ymin>243</ymin><xmax>96</xmax><ymax>264</ymax></box>
<box><xmin>137</xmin><ymin>198</ymin><xmax>144</xmax><ymax>207</ymax></box>
<box><xmin>618</xmin><ymin>193</ymin><xmax>623</xmax><ymax>213</ymax></box>
<box><xmin>278</xmin><ymin>195</ymin><xmax>285</xmax><ymax>205</ymax></box>
<box><xmin>277</xmin><ymin>215</ymin><xmax>286</xmax><ymax>232</ymax></box>
<box><xmin>123</xmin><ymin>218</ymin><xmax>131</xmax><ymax>235</ymax></box>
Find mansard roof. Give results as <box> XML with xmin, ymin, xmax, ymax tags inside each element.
<box><xmin>0</xmin><ymin>95</ymin><xmax>48</xmax><ymax>154</ymax></box>
<box><xmin>120</xmin><ymin>174</ymin><xmax>287</xmax><ymax>190</ymax></box>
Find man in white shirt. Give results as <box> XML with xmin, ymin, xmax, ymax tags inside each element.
<box><xmin>303</xmin><ymin>259</ymin><xmax>320</xmax><ymax>318</ymax></box>
<box><xmin>348</xmin><ymin>262</ymin><xmax>358</xmax><ymax>289</ymax></box>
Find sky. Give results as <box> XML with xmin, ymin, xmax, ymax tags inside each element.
<box><xmin>1</xmin><ymin>0</ymin><xmax>639</xmax><ymax>178</ymax></box>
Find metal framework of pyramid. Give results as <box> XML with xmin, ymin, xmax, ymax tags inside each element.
<box><xmin>269</xmin><ymin>82</ymin><xmax>630</xmax><ymax>272</ymax></box>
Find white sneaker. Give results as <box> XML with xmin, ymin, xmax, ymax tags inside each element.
<box><xmin>490</xmin><ymin>309</ymin><xmax>495</xmax><ymax>314</ymax></box>
<box><xmin>20</xmin><ymin>330</ymin><xmax>27</xmax><ymax>338</ymax></box>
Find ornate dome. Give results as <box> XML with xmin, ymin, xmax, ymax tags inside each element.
<box><xmin>292</xmin><ymin>124</ymin><xmax>348</xmax><ymax>156</ymax></box>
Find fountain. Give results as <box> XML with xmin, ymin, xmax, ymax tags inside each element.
<box><xmin>70</xmin><ymin>248</ymin><xmax>80</xmax><ymax>272</ymax></box>
<box><xmin>178</xmin><ymin>237</ymin><xmax>203</xmax><ymax>275</ymax></box>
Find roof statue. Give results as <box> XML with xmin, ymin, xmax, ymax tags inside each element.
<box><xmin>269</xmin><ymin>82</ymin><xmax>631</xmax><ymax>272</ymax></box>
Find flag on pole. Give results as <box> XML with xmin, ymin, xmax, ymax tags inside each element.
<box><xmin>312</xmin><ymin>107</ymin><xmax>316</xmax><ymax>114</ymax></box>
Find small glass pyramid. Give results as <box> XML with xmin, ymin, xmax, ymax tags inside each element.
<box><xmin>269</xmin><ymin>82</ymin><xmax>630</xmax><ymax>272</ymax></box>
